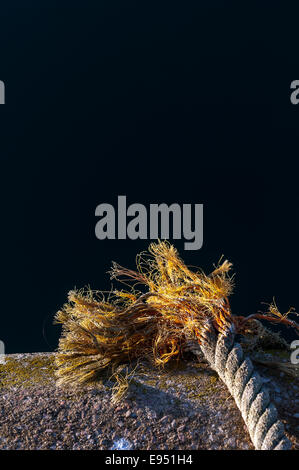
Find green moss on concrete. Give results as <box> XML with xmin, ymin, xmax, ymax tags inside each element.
<box><xmin>147</xmin><ymin>366</ymin><xmax>220</xmax><ymax>402</ymax></box>
<box><xmin>261</xmin><ymin>349</ymin><xmax>290</xmax><ymax>360</ymax></box>
<box><xmin>0</xmin><ymin>355</ymin><xmax>56</xmax><ymax>389</ymax></box>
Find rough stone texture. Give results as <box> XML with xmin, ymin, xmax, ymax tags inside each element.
<box><xmin>0</xmin><ymin>352</ymin><xmax>298</xmax><ymax>450</ymax></box>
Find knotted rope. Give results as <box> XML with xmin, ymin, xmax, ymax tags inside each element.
<box><xmin>55</xmin><ymin>241</ymin><xmax>296</xmax><ymax>450</ymax></box>
<box><xmin>199</xmin><ymin>322</ymin><xmax>292</xmax><ymax>450</ymax></box>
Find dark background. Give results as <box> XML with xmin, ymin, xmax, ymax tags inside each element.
<box><xmin>1</xmin><ymin>2</ymin><xmax>299</xmax><ymax>353</ymax></box>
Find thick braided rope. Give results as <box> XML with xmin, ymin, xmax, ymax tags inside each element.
<box><xmin>199</xmin><ymin>323</ymin><xmax>292</xmax><ymax>450</ymax></box>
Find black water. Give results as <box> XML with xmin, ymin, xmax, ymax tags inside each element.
<box><xmin>1</xmin><ymin>3</ymin><xmax>299</xmax><ymax>353</ymax></box>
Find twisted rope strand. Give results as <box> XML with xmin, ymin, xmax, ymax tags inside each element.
<box><xmin>199</xmin><ymin>324</ymin><xmax>292</xmax><ymax>450</ymax></box>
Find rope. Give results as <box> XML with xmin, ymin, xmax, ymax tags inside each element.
<box><xmin>198</xmin><ymin>323</ymin><xmax>292</xmax><ymax>450</ymax></box>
